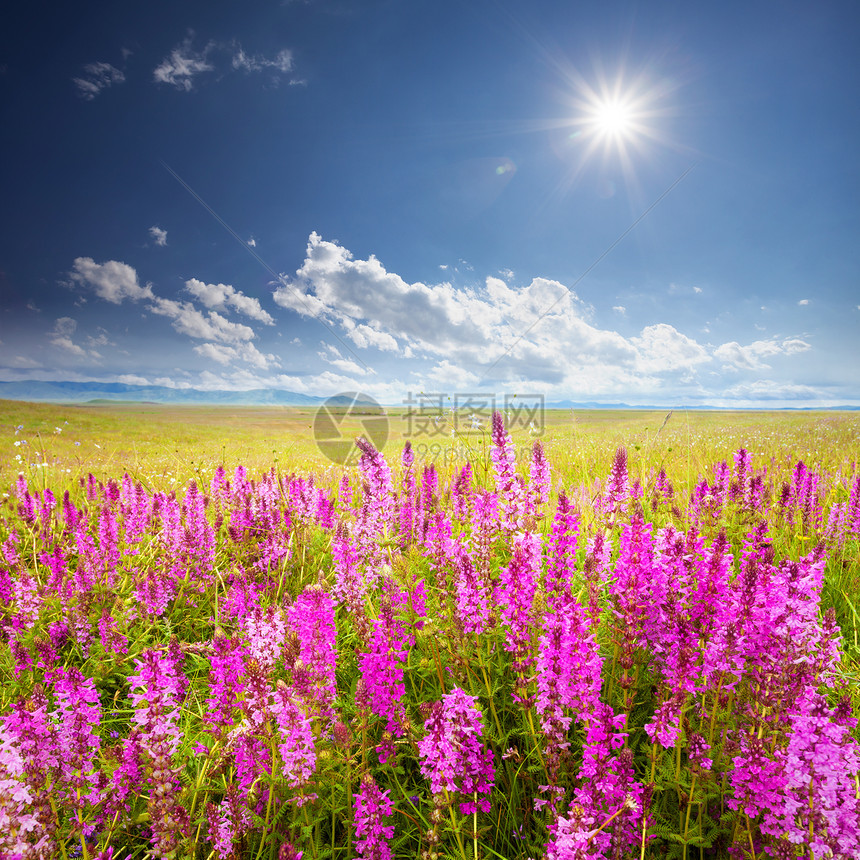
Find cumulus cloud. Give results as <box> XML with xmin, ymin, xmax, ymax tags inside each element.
<box><xmin>343</xmin><ymin>322</ymin><xmax>399</xmax><ymax>352</ymax></box>
<box><xmin>318</xmin><ymin>343</ymin><xmax>370</xmax><ymax>376</ymax></box>
<box><xmin>419</xmin><ymin>360</ymin><xmax>480</xmax><ymax>389</ymax></box>
<box><xmin>798</xmin><ymin>299</ymin><xmax>809</xmax><ymax>306</ymax></box>
<box><xmin>722</xmin><ymin>380</ymin><xmax>822</xmax><ymax>401</ymax></box>
<box><xmin>714</xmin><ymin>337</ymin><xmax>811</xmax><ymax>371</ymax></box>
<box><xmin>73</xmin><ymin>62</ymin><xmax>125</xmax><ymax>100</ymax></box>
<box><xmin>66</xmin><ymin>256</ymin><xmax>277</xmax><ymax>370</ymax></box>
<box><xmin>153</xmin><ymin>38</ymin><xmax>215</xmax><ymax>91</ymax></box>
<box><xmin>271</xmin><ymin>233</ymin><xmax>698</xmax><ymax>392</ymax></box>
<box><xmin>266</xmin><ymin>234</ymin><xmax>820</xmax><ymax>400</ymax></box>
<box><xmin>149</xmin><ymin>297</ymin><xmax>256</xmax><ymax>343</ymax></box>
<box><xmin>149</xmin><ymin>226</ymin><xmax>167</xmax><ymax>246</ymax></box>
<box><xmin>69</xmin><ymin>258</ymin><xmax>154</xmax><ymax>303</ymax></box>
<box><xmin>629</xmin><ymin>325</ymin><xmax>710</xmax><ymax>377</ymax></box>
<box><xmin>50</xmin><ymin>317</ymin><xmax>100</xmax><ymax>359</ymax></box>
<box><xmin>184</xmin><ymin>278</ymin><xmax>275</xmax><ymax>324</ymax></box>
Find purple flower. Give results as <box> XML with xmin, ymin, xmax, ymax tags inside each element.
<box><xmin>286</xmin><ymin>586</ymin><xmax>338</xmax><ymax>722</ymax></box>
<box><xmin>206</xmin><ymin>633</ymin><xmax>248</xmax><ymax>733</ymax></box>
<box><xmin>206</xmin><ymin>786</ymin><xmax>251</xmax><ymax>860</ymax></box>
<box><xmin>353</xmin><ymin>774</ymin><xmax>395</xmax><ymax>860</ymax></box>
<box><xmin>270</xmin><ymin>687</ymin><xmax>316</xmax><ymax>788</ymax></box>
<box><xmin>529</xmin><ymin>440</ymin><xmax>551</xmax><ymax>510</ymax></box>
<box><xmin>536</xmin><ymin>591</ymin><xmax>603</xmax><ymax>749</ymax></box>
<box><xmin>127</xmin><ymin>646</ymin><xmax>191</xmax><ymax>857</ymax></box>
<box><xmin>603</xmin><ymin>447</ymin><xmax>630</xmax><ymax>520</ymax></box>
<box><xmin>453</xmin><ymin>545</ymin><xmax>490</xmax><ymax>636</ymax></box>
<box><xmin>452</xmin><ymin>462</ymin><xmax>472</xmax><ymax>520</ymax></box>
<box><xmin>490</xmin><ymin>411</ymin><xmax>527</xmax><ymax>532</ymax></box>
<box><xmin>358</xmin><ymin>583</ymin><xmax>415</xmax><ymax>736</ymax></box>
<box><xmin>417</xmin><ymin>687</ymin><xmax>495</xmax><ymax>815</ymax></box>
<box><xmin>495</xmin><ymin>531</ymin><xmax>541</xmax><ymax>676</ymax></box>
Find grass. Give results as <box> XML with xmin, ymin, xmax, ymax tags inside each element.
<box><xmin>0</xmin><ymin>399</ymin><xmax>858</xmax><ymax>858</ymax></box>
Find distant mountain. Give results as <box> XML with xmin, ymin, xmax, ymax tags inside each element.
<box><xmin>0</xmin><ymin>381</ymin><xmax>377</xmax><ymax>407</ymax></box>
<box><xmin>0</xmin><ymin>382</ymin><xmax>856</xmax><ymax>411</ymax></box>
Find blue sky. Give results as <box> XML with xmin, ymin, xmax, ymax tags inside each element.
<box><xmin>1</xmin><ymin>0</ymin><xmax>858</xmax><ymax>407</ymax></box>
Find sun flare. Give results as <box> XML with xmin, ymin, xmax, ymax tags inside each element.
<box><xmin>593</xmin><ymin>100</ymin><xmax>634</xmax><ymax>138</ymax></box>
<box><xmin>563</xmin><ymin>69</ymin><xmax>670</xmax><ymax>163</ymax></box>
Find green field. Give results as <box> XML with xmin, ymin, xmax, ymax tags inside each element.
<box><xmin>3</xmin><ymin>398</ymin><xmax>858</xmax><ymax>491</ymax></box>
<box><xmin>1</xmin><ymin>398</ymin><xmax>859</xmax><ymax>858</ymax></box>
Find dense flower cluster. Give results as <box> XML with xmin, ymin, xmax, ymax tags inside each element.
<box><xmin>417</xmin><ymin>687</ymin><xmax>495</xmax><ymax>814</ymax></box>
<box><xmin>0</xmin><ymin>413</ymin><xmax>859</xmax><ymax>858</ymax></box>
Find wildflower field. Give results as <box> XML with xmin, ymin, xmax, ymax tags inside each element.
<box><xmin>1</xmin><ymin>400</ymin><xmax>859</xmax><ymax>860</ymax></box>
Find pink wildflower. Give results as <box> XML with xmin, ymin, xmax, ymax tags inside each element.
<box><xmin>353</xmin><ymin>774</ymin><xmax>395</xmax><ymax>860</ymax></box>
<box><xmin>417</xmin><ymin>687</ymin><xmax>495</xmax><ymax>815</ymax></box>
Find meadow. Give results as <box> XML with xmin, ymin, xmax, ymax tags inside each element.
<box><xmin>0</xmin><ymin>399</ymin><xmax>858</xmax><ymax>859</ymax></box>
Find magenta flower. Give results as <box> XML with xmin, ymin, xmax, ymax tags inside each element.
<box><xmin>529</xmin><ymin>440</ymin><xmax>551</xmax><ymax>510</ymax></box>
<box><xmin>270</xmin><ymin>687</ymin><xmax>316</xmax><ymax>788</ymax></box>
<box><xmin>286</xmin><ymin>586</ymin><xmax>338</xmax><ymax>722</ymax></box>
<box><xmin>453</xmin><ymin>544</ymin><xmax>490</xmax><ymax>636</ymax></box>
<box><xmin>206</xmin><ymin>633</ymin><xmax>248</xmax><ymax>734</ymax></box>
<box><xmin>205</xmin><ymin>784</ymin><xmax>251</xmax><ymax>860</ymax></box>
<box><xmin>358</xmin><ymin>584</ymin><xmax>415</xmax><ymax>737</ymax></box>
<box><xmin>535</xmin><ymin>591</ymin><xmax>603</xmax><ymax>749</ymax></box>
<box><xmin>452</xmin><ymin>462</ymin><xmax>473</xmax><ymax>520</ymax></box>
<box><xmin>544</xmin><ymin>492</ymin><xmax>579</xmax><ymax>598</ymax></box>
<box><xmin>495</xmin><ymin>531</ymin><xmax>541</xmax><ymax>677</ymax></box>
<box><xmin>355</xmin><ymin>436</ymin><xmax>395</xmax><ymax>545</ymax></box>
<box><xmin>417</xmin><ymin>687</ymin><xmax>495</xmax><ymax>814</ymax></box>
<box><xmin>353</xmin><ymin>773</ymin><xmax>395</xmax><ymax>860</ymax></box>
<box><xmin>603</xmin><ymin>446</ymin><xmax>630</xmax><ymax>519</ymax></box>
<box><xmin>490</xmin><ymin>411</ymin><xmax>528</xmax><ymax>532</ymax></box>
<box><xmin>127</xmin><ymin>646</ymin><xmax>191</xmax><ymax>857</ymax></box>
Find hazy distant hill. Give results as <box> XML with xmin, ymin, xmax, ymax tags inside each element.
<box><xmin>0</xmin><ymin>381</ymin><xmax>370</xmax><ymax>407</ymax></box>
<box><xmin>0</xmin><ymin>381</ymin><xmax>856</xmax><ymax>411</ymax></box>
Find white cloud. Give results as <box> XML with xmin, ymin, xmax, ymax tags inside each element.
<box><xmin>50</xmin><ymin>318</ymin><xmax>99</xmax><ymax>359</ymax></box>
<box><xmin>73</xmin><ymin>62</ymin><xmax>125</xmax><ymax>100</ymax></box>
<box><xmin>194</xmin><ymin>343</ymin><xmax>238</xmax><ymax>366</ymax></box>
<box><xmin>247</xmin><ymin>237</ymin><xmax>257</xmax><ymax>247</ymax></box>
<box><xmin>722</xmin><ymin>379</ymin><xmax>822</xmax><ymax>401</ymax></box>
<box><xmin>272</xmin><ymin>234</ymin><xmax>679</xmax><ymax>389</ymax></box>
<box><xmin>153</xmin><ymin>38</ymin><xmax>215</xmax><ymax>91</ymax></box>
<box><xmin>798</xmin><ymin>299</ymin><xmax>809</xmax><ymax>306</ymax></box>
<box><xmin>149</xmin><ymin>226</ymin><xmax>168</xmax><ymax>246</ymax></box>
<box><xmin>149</xmin><ymin>297</ymin><xmax>256</xmax><ymax>343</ymax></box>
<box><xmin>631</xmin><ymin>324</ymin><xmax>710</xmax><ymax>373</ymax></box>
<box><xmin>714</xmin><ymin>337</ymin><xmax>811</xmax><ymax>371</ymax></box>
<box><xmin>272</xmin><ymin>234</ymin><xmax>821</xmax><ymax>401</ymax></box>
<box><xmin>184</xmin><ymin>278</ymin><xmax>275</xmax><ymax>324</ymax></box>
<box><xmin>345</xmin><ymin>322</ymin><xmax>399</xmax><ymax>352</ymax></box>
<box><xmin>69</xmin><ymin>258</ymin><xmax>154</xmax><ymax>303</ymax></box>
<box><xmin>418</xmin><ymin>360</ymin><xmax>480</xmax><ymax>389</ymax></box>
<box><xmin>8</xmin><ymin>356</ymin><xmax>42</xmax><ymax>369</ymax></box>
<box><xmin>318</xmin><ymin>343</ymin><xmax>370</xmax><ymax>376</ymax></box>
<box><xmin>613</xmin><ymin>305</ymin><xmax>626</xmax><ymax>315</ymax></box>
<box><xmin>232</xmin><ymin>47</ymin><xmax>294</xmax><ymax>74</ymax></box>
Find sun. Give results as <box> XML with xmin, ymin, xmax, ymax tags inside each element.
<box><xmin>593</xmin><ymin>99</ymin><xmax>635</xmax><ymax>139</ymax></box>
<box><xmin>562</xmin><ymin>69</ymin><xmax>669</xmax><ymax>163</ymax></box>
